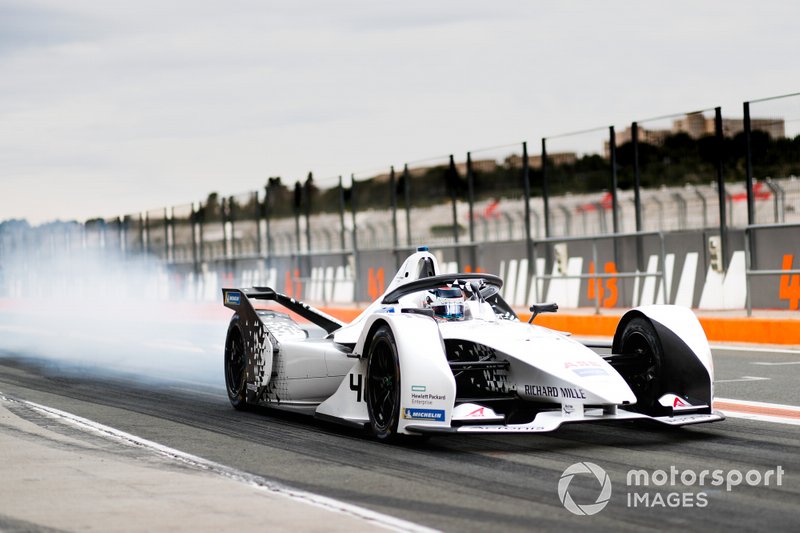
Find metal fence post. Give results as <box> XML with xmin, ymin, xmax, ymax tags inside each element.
<box><xmin>264</xmin><ymin>183</ymin><xmax>272</xmax><ymax>258</ymax></box>
<box><xmin>140</xmin><ymin>212</ymin><xmax>147</xmax><ymax>255</ymax></box>
<box><xmin>229</xmin><ymin>196</ymin><xmax>236</xmax><ymax>259</ymax></box>
<box><xmin>197</xmin><ymin>204</ymin><xmax>205</xmax><ymax>264</ymax></box>
<box><xmin>715</xmin><ymin>107</ymin><xmax>728</xmax><ymax>271</ymax></box>
<box><xmin>162</xmin><ymin>207</ymin><xmax>170</xmax><ymax>261</ymax></box>
<box><xmin>350</xmin><ymin>174</ymin><xmax>360</xmax><ymax>302</ymax></box>
<box><xmin>522</xmin><ymin>141</ymin><xmax>533</xmax><ymax>299</ymax></box>
<box><xmin>466</xmin><ymin>152</ymin><xmax>477</xmax><ymax>269</ymax></box>
<box><xmin>304</xmin><ymin>173</ymin><xmax>312</xmax><ymax>254</ymax></box>
<box><xmin>293</xmin><ymin>182</ymin><xmax>301</xmax><ymax>254</ymax></box>
<box><xmin>541</xmin><ymin>138</ymin><xmax>551</xmax><ymax>238</ymax></box>
<box><xmin>254</xmin><ymin>190</ymin><xmax>262</xmax><ymax>256</ymax></box>
<box><xmin>119</xmin><ymin>216</ymin><xmax>127</xmax><ymax>258</ymax></box>
<box><xmin>448</xmin><ymin>155</ymin><xmax>461</xmax><ymax>269</ymax></box>
<box><xmin>220</xmin><ymin>197</ymin><xmax>228</xmax><ymax>261</ymax></box>
<box><xmin>632</xmin><ymin>121</ymin><xmax>644</xmax><ymax>271</ymax></box>
<box><xmin>390</xmin><ymin>165</ymin><xmax>399</xmax><ymax>267</ymax></box>
<box><xmin>609</xmin><ymin>126</ymin><xmax>619</xmax><ymax>234</ymax></box>
<box><xmin>632</xmin><ymin>122</ymin><xmax>642</xmax><ymax>232</ymax></box>
<box><xmin>338</xmin><ymin>176</ymin><xmax>346</xmax><ymax>251</ymax></box>
<box><xmin>671</xmin><ymin>193</ymin><xmax>687</xmax><ymax>230</ymax></box>
<box><xmin>743</xmin><ymin>101</ymin><xmax>755</xmax><ymax>226</ymax></box>
<box><xmin>403</xmin><ymin>164</ymin><xmax>412</xmax><ymax>246</ymax></box>
<box><xmin>190</xmin><ymin>203</ymin><xmax>199</xmax><ymax>274</ymax></box>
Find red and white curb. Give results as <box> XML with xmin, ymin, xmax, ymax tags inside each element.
<box><xmin>714</xmin><ymin>397</ymin><xmax>800</xmax><ymax>426</ymax></box>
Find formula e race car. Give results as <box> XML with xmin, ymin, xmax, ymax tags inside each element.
<box><xmin>221</xmin><ymin>248</ymin><xmax>723</xmax><ymax>440</ymax></box>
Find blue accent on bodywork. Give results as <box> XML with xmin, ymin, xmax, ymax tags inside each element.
<box><xmin>225</xmin><ymin>291</ymin><xmax>241</xmax><ymax>305</ymax></box>
<box><xmin>403</xmin><ymin>408</ymin><xmax>445</xmax><ymax>421</ymax></box>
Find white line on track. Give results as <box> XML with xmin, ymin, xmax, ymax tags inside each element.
<box><xmin>720</xmin><ymin>412</ymin><xmax>800</xmax><ymax>426</ymax></box>
<box><xmin>715</xmin><ymin>376</ymin><xmax>770</xmax><ymax>383</ymax></box>
<box><xmin>14</xmin><ymin>396</ymin><xmax>438</xmax><ymax>533</ymax></box>
<box><xmin>751</xmin><ymin>361</ymin><xmax>800</xmax><ymax>366</ymax></box>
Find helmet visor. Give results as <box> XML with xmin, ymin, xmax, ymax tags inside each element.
<box><xmin>431</xmin><ymin>302</ymin><xmax>465</xmax><ymax>320</ymax></box>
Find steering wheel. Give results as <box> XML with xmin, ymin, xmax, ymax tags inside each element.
<box><xmin>380</xmin><ymin>273</ymin><xmax>503</xmax><ymax>304</ymax></box>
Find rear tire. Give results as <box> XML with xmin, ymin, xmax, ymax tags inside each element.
<box><xmin>366</xmin><ymin>325</ymin><xmax>401</xmax><ymax>441</ymax></box>
<box><xmin>224</xmin><ymin>318</ymin><xmax>248</xmax><ymax>410</ymax></box>
<box><xmin>618</xmin><ymin>317</ymin><xmax>663</xmax><ymax>413</ymax></box>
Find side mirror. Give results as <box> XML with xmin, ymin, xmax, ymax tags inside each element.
<box><xmin>528</xmin><ymin>302</ymin><xmax>558</xmax><ymax>323</ymax></box>
<box><xmin>466</xmin><ymin>280</ymin><xmax>485</xmax><ymax>302</ymax></box>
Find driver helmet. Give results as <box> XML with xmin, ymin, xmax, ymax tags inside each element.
<box><xmin>426</xmin><ymin>287</ymin><xmax>466</xmax><ymax>321</ymax></box>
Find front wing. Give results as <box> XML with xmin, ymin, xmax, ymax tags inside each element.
<box><xmin>404</xmin><ymin>408</ymin><xmax>725</xmax><ymax>434</ymax></box>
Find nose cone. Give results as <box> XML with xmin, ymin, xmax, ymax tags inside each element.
<box><xmin>493</xmin><ymin>325</ymin><xmax>637</xmax><ymax>405</ymax></box>
<box><xmin>440</xmin><ymin>321</ymin><xmax>637</xmax><ymax>406</ymax></box>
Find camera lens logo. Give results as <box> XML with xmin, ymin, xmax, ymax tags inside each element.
<box><xmin>558</xmin><ymin>462</ymin><xmax>612</xmax><ymax>516</ymax></box>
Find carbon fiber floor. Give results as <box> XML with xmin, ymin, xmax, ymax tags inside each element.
<box><xmin>0</xmin><ymin>355</ymin><xmax>797</xmax><ymax>532</ymax></box>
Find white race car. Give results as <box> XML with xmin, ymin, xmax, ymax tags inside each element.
<box><xmin>222</xmin><ymin>247</ymin><xmax>723</xmax><ymax>440</ymax></box>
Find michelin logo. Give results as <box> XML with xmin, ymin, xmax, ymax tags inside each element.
<box><xmin>403</xmin><ymin>408</ymin><xmax>445</xmax><ymax>421</ymax></box>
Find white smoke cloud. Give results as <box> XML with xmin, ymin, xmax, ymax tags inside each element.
<box><xmin>0</xmin><ymin>228</ymin><xmax>229</xmax><ymax>388</ymax></box>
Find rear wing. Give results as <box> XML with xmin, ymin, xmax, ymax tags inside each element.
<box><xmin>222</xmin><ymin>287</ymin><xmax>344</xmax><ymax>334</ymax></box>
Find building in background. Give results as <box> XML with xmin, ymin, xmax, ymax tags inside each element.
<box><xmin>605</xmin><ymin>113</ymin><xmax>786</xmax><ymax>157</ymax></box>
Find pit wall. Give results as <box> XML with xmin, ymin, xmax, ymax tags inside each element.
<box><xmin>167</xmin><ymin>225</ymin><xmax>800</xmax><ymax>313</ymax></box>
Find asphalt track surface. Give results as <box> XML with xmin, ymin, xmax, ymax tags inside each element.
<box><xmin>0</xmin><ymin>338</ymin><xmax>798</xmax><ymax>532</ymax></box>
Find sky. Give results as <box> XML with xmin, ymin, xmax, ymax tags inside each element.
<box><xmin>1</xmin><ymin>1</ymin><xmax>798</xmax><ymax>224</ymax></box>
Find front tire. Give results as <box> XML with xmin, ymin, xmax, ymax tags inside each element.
<box><xmin>224</xmin><ymin>318</ymin><xmax>248</xmax><ymax>410</ymax></box>
<box><xmin>618</xmin><ymin>317</ymin><xmax>663</xmax><ymax>413</ymax></box>
<box><xmin>366</xmin><ymin>325</ymin><xmax>401</xmax><ymax>441</ymax></box>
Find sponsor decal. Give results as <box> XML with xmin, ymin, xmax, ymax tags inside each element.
<box><xmin>658</xmin><ymin>394</ymin><xmax>696</xmax><ymax>410</ymax></box>
<box><xmin>524</xmin><ymin>385</ymin><xmax>559</xmax><ymax>398</ymax></box>
<box><xmin>403</xmin><ymin>408</ymin><xmax>445</xmax><ymax>421</ymax></box>
<box><xmin>411</xmin><ymin>385</ymin><xmax>426</xmax><ymax>392</ymax></box>
<box><xmin>562</xmin><ymin>402</ymin><xmax>583</xmax><ymax>418</ymax></box>
<box><xmin>561</xmin><ymin>387</ymin><xmax>587</xmax><ymax>399</ymax></box>
<box><xmin>466</xmin><ymin>407</ymin><xmax>485</xmax><ymax>417</ymax></box>
<box><xmin>225</xmin><ymin>291</ymin><xmax>242</xmax><ymax>305</ymax></box>
<box><xmin>572</xmin><ymin>368</ymin><xmax>608</xmax><ymax>377</ymax></box>
<box><xmin>564</xmin><ymin>361</ymin><xmax>608</xmax><ymax>377</ymax></box>
<box><xmin>410</xmin><ymin>391</ymin><xmax>446</xmax><ymax>406</ymax></box>
<box><xmin>564</xmin><ymin>360</ymin><xmax>604</xmax><ymax>369</ymax></box>
<box><xmin>523</xmin><ymin>385</ymin><xmax>587</xmax><ymax>400</ymax></box>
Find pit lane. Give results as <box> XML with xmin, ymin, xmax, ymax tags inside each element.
<box><xmin>0</xmin><ymin>339</ymin><xmax>797</xmax><ymax>532</ymax></box>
